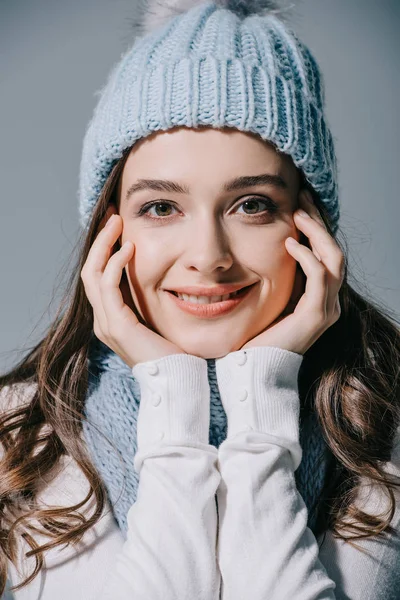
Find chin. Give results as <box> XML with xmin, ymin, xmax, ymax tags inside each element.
<box><xmin>172</xmin><ymin>337</ymin><xmax>245</xmax><ymax>360</ymax></box>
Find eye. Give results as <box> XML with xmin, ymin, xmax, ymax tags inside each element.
<box><xmin>235</xmin><ymin>197</ymin><xmax>278</xmax><ymax>217</ymax></box>
<box><xmin>136</xmin><ymin>197</ymin><xmax>278</xmax><ymax>219</ymax></box>
<box><xmin>137</xmin><ymin>201</ymin><xmax>177</xmax><ymax>218</ymax></box>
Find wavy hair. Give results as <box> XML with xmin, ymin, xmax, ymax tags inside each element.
<box><xmin>1</xmin><ymin>142</ymin><xmax>400</xmax><ymax>595</ymax></box>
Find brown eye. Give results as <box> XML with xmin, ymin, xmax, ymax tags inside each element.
<box><xmin>151</xmin><ymin>203</ymin><xmax>175</xmax><ymax>217</ymax></box>
<box><xmin>136</xmin><ymin>196</ymin><xmax>278</xmax><ymax>221</ymax></box>
<box><xmin>137</xmin><ymin>201</ymin><xmax>177</xmax><ymax>218</ymax></box>
<box><xmin>235</xmin><ymin>197</ymin><xmax>278</xmax><ymax>216</ymax></box>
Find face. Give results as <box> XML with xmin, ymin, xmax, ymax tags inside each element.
<box><xmin>112</xmin><ymin>126</ymin><xmax>303</xmax><ymax>359</ymax></box>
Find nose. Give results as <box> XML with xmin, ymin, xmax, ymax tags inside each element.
<box><xmin>182</xmin><ymin>217</ymin><xmax>233</xmax><ymax>273</ymax></box>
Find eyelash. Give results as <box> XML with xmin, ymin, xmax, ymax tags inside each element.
<box><xmin>135</xmin><ymin>197</ymin><xmax>279</xmax><ymax>221</ymax></box>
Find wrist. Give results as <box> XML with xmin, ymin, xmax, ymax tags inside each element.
<box><xmin>132</xmin><ymin>353</ymin><xmax>210</xmax><ymax>451</ymax></box>
<box><xmin>215</xmin><ymin>346</ymin><xmax>304</xmax><ymax>443</ymax></box>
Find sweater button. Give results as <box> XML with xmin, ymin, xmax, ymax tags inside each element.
<box><xmin>155</xmin><ymin>430</ymin><xmax>165</xmax><ymax>441</ymax></box>
<box><xmin>243</xmin><ymin>424</ymin><xmax>253</xmax><ymax>431</ymax></box>
<box><xmin>235</xmin><ymin>351</ymin><xmax>247</xmax><ymax>365</ymax></box>
<box><xmin>151</xmin><ymin>393</ymin><xmax>162</xmax><ymax>407</ymax></box>
<box><xmin>238</xmin><ymin>388</ymin><xmax>248</xmax><ymax>402</ymax></box>
<box><xmin>146</xmin><ymin>363</ymin><xmax>159</xmax><ymax>375</ymax></box>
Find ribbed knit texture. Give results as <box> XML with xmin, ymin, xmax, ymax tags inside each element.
<box><xmin>82</xmin><ymin>335</ymin><xmax>331</xmax><ymax>537</ymax></box>
<box><xmin>78</xmin><ymin>0</ymin><xmax>340</xmax><ymax>233</ymax></box>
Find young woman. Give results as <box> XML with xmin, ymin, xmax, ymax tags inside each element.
<box><xmin>1</xmin><ymin>1</ymin><xmax>400</xmax><ymax>599</ymax></box>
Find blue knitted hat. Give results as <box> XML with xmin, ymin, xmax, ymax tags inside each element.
<box><xmin>78</xmin><ymin>0</ymin><xmax>340</xmax><ymax>233</ymax></box>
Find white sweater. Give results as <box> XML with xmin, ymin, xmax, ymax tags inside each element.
<box><xmin>3</xmin><ymin>346</ymin><xmax>400</xmax><ymax>599</ymax></box>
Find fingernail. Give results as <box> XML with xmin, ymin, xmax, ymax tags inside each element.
<box><xmin>296</xmin><ymin>209</ymin><xmax>310</xmax><ymax>218</ymax></box>
<box><xmin>286</xmin><ymin>237</ymin><xmax>298</xmax><ymax>245</ymax></box>
<box><xmin>106</xmin><ymin>215</ymin><xmax>117</xmax><ymax>227</ymax></box>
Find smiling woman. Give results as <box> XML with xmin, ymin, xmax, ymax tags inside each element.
<box><xmin>1</xmin><ymin>1</ymin><xmax>400</xmax><ymax>599</ymax></box>
<box><xmin>111</xmin><ymin>126</ymin><xmax>303</xmax><ymax>358</ymax></box>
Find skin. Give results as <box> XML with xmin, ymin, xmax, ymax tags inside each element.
<box><xmin>106</xmin><ymin>125</ymin><xmax>306</xmax><ymax>360</ymax></box>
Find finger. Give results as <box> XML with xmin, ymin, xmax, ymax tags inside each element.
<box><xmin>285</xmin><ymin>237</ymin><xmax>329</xmax><ymax>320</ymax></box>
<box><xmin>296</xmin><ymin>190</ymin><xmax>326</xmax><ymax>260</ymax></box>
<box><xmin>300</xmin><ymin>190</ymin><xmax>346</xmax><ymax>297</ymax></box>
<box><xmin>98</xmin><ymin>205</ymin><xmax>119</xmax><ymax>233</ymax></box>
<box><xmin>293</xmin><ymin>204</ymin><xmax>344</xmax><ymax>307</ymax></box>
<box><xmin>120</xmin><ymin>269</ymin><xmax>138</xmax><ymax>314</ymax></box>
<box><xmin>300</xmin><ymin>189</ymin><xmax>327</xmax><ymax>229</ymax></box>
<box><xmin>293</xmin><ymin>210</ymin><xmax>344</xmax><ymax>314</ymax></box>
<box><xmin>100</xmin><ymin>240</ymin><xmax>138</xmax><ymax>335</ymax></box>
<box><xmin>81</xmin><ymin>214</ymin><xmax>122</xmax><ymax>329</ymax></box>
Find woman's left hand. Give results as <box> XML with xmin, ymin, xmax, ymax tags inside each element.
<box><xmin>241</xmin><ymin>189</ymin><xmax>345</xmax><ymax>356</ymax></box>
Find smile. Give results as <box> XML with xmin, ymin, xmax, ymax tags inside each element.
<box><xmin>172</xmin><ymin>289</ymin><xmax>243</xmax><ymax>303</ymax></box>
<box><xmin>164</xmin><ymin>282</ymin><xmax>258</xmax><ymax>318</ymax></box>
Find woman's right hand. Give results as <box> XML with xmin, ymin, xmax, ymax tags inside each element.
<box><xmin>80</xmin><ymin>207</ymin><xmax>187</xmax><ymax>369</ymax></box>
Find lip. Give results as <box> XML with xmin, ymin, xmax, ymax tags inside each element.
<box><xmin>164</xmin><ymin>282</ymin><xmax>258</xmax><ymax>318</ymax></box>
<box><xmin>162</xmin><ymin>283</ymin><xmax>256</xmax><ymax>296</ymax></box>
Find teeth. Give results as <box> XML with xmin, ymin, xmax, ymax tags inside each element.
<box><xmin>176</xmin><ymin>290</ymin><xmax>241</xmax><ymax>303</ymax></box>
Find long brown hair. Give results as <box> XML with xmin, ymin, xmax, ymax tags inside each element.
<box><xmin>1</xmin><ymin>143</ymin><xmax>400</xmax><ymax>595</ymax></box>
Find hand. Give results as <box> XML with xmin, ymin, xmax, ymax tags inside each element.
<box><xmin>80</xmin><ymin>206</ymin><xmax>187</xmax><ymax>369</ymax></box>
<box><xmin>241</xmin><ymin>189</ymin><xmax>345</xmax><ymax>356</ymax></box>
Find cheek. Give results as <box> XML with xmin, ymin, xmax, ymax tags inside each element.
<box><xmin>251</xmin><ymin>232</ymin><xmax>295</xmax><ymax>280</ymax></box>
<box><xmin>124</xmin><ymin>232</ymin><xmax>169</xmax><ymax>289</ymax></box>
<box><xmin>123</xmin><ymin>224</ymin><xmax>296</xmax><ymax>293</ymax></box>
<box><xmin>251</xmin><ymin>234</ymin><xmax>298</xmax><ymax>314</ymax></box>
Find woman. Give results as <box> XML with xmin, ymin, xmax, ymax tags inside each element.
<box><xmin>1</xmin><ymin>1</ymin><xmax>400</xmax><ymax>598</ymax></box>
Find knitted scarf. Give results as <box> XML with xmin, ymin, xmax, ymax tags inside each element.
<box><xmin>82</xmin><ymin>336</ymin><xmax>331</xmax><ymax>538</ymax></box>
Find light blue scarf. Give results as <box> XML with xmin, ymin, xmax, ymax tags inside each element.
<box><xmin>82</xmin><ymin>335</ymin><xmax>331</xmax><ymax>537</ymax></box>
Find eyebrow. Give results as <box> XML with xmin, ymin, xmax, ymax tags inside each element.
<box><xmin>125</xmin><ymin>173</ymin><xmax>288</xmax><ymax>202</ymax></box>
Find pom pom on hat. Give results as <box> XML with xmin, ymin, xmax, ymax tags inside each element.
<box><xmin>136</xmin><ymin>0</ymin><xmax>290</xmax><ymax>37</ymax></box>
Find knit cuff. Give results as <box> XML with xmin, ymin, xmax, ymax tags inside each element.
<box><xmin>215</xmin><ymin>346</ymin><xmax>304</xmax><ymax>468</ymax></box>
<box><xmin>132</xmin><ymin>353</ymin><xmax>210</xmax><ymax>452</ymax></box>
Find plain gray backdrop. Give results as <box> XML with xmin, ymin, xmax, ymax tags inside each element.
<box><xmin>1</xmin><ymin>0</ymin><xmax>399</xmax><ymax>373</ymax></box>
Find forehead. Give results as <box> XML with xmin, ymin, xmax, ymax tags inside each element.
<box><xmin>119</xmin><ymin>126</ymin><xmax>301</xmax><ymax>196</ymax></box>
<box><xmin>129</xmin><ymin>126</ymin><xmax>292</xmax><ymax>162</ymax></box>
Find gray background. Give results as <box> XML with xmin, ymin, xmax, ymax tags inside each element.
<box><xmin>1</xmin><ymin>0</ymin><xmax>399</xmax><ymax>376</ymax></box>
<box><xmin>0</xmin><ymin>1</ymin><xmax>399</xmax><ymax>597</ymax></box>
